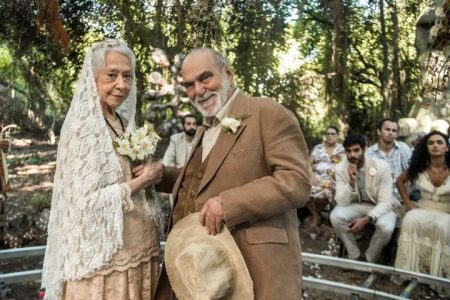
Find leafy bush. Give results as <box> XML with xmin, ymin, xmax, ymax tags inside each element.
<box><xmin>31</xmin><ymin>191</ymin><xmax>52</xmax><ymax>211</ymax></box>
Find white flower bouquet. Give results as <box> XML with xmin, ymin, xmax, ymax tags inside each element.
<box><xmin>113</xmin><ymin>126</ymin><xmax>160</xmax><ymax>164</ymax></box>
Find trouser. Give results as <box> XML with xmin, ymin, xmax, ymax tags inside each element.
<box><xmin>330</xmin><ymin>203</ymin><xmax>396</xmax><ymax>263</ymax></box>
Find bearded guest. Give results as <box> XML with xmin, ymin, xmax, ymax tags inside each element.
<box><xmin>42</xmin><ymin>40</ymin><xmax>163</xmax><ymax>300</ymax></box>
<box><xmin>162</xmin><ymin>114</ymin><xmax>198</xmax><ymax>168</ymax></box>
<box><xmin>154</xmin><ymin>48</ymin><xmax>310</xmax><ymax>299</ymax></box>
<box><xmin>331</xmin><ymin>134</ymin><xmax>397</xmax><ymax>263</ymax></box>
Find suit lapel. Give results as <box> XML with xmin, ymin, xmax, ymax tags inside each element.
<box><xmin>197</xmin><ymin>93</ymin><xmax>251</xmax><ymax>194</ymax></box>
<box><xmin>364</xmin><ymin>157</ymin><xmax>376</xmax><ymax>201</ymax></box>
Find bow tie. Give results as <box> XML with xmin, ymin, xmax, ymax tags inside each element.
<box><xmin>203</xmin><ymin>117</ymin><xmax>220</xmax><ymax>129</ymax></box>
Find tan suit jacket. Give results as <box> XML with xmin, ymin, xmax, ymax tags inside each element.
<box><xmin>158</xmin><ymin>92</ymin><xmax>311</xmax><ymax>299</ymax></box>
<box><xmin>334</xmin><ymin>155</ymin><xmax>395</xmax><ymax>220</ymax></box>
<box><xmin>162</xmin><ymin>132</ymin><xmax>191</xmax><ymax>168</ymax></box>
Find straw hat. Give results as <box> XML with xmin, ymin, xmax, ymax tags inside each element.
<box><xmin>165</xmin><ymin>213</ymin><xmax>254</xmax><ymax>300</ymax></box>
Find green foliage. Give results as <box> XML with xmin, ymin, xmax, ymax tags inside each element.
<box><xmin>0</xmin><ymin>0</ymin><xmax>434</xmax><ymax>145</ymax></box>
<box><xmin>31</xmin><ymin>191</ymin><xmax>52</xmax><ymax>212</ymax></box>
<box><xmin>25</xmin><ymin>154</ymin><xmax>43</xmax><ymax>165</ymax></box>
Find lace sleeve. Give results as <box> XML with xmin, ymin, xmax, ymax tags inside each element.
<box><xmin>120</xmin><ymin>183</ymin><xmax>135</xmax><ymax>212</ymax></box>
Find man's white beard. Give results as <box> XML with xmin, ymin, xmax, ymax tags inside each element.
<box><xmin>193</xmin><ymin>75</ymin><xmax>232</xmax><ymax>117</ymax></box>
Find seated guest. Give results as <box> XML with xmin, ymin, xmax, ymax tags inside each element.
<box><xmin>331</xmin><ymin>134</ymin><xmax>396</xmax><ymax>263</ymax></box>
<box><xmin>305</xmin><ymin>126</ymin><xmax>344</xmax><ymax>229</ymax></box>
<box><xmin>395</xmin><ymin>131</ymin><xmax>449</xmax><ymax>296</ymax></box>
<box><xmin>162</xmin><ymin>114</ymin><xmax>198</xmax><ymax>168</ymax></box>
<box><xmin>366</xmin><ymin>118</ymin><xmax>412</xmax><ymax>219</ymax></box>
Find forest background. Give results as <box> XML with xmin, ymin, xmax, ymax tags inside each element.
<box><xmin>0</xmin><ymin>0</ymin><xmax>446</xmax><ymax>147</ymax></box>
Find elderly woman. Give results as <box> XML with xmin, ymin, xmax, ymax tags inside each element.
<box><xmin>305</xmin><ymin>126</ymin><xmax>344</xmax><ymax>229</ymax></box>
<box><xmin>42</xmin><ymin>40</ymin><xmax>162</xmax><ymax>300</ymax></box>
<box><xmin>395</xmin><ymin>131</ymin><xmax>449</xmax><ymax>296</ymax></box>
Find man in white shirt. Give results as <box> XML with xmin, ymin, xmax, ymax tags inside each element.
<box><xmin>162</xmin><ymin>114</ymin><xmax>197</xmax><ymax>168</ymax></box>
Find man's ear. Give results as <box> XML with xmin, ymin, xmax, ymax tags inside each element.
<box><xmin>224</xmin><ymin>66</ymin><xmax>233</xmax><ymax>78</ymax></box>
<box><xmin>376</xmin><ymin>128</ymin><xmax>381</xmax><ymax>136</ymax></box>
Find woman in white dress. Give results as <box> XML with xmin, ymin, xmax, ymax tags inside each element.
<box><xmin>395</xmin><ymin>130</ymin><xmax>449</xmax><ymax>296</ymax></box>
<box><xmin>42</xmin><ymin>40</ymin><xmax>163</xmax><ymax>300</ymax></box>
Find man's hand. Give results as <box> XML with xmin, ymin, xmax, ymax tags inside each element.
<box><xmin>348</xmin><ymin>216</ymin><xmax>371</xmax><ymax>233</ymax></box>
<box><xmin>348</xmin><ymin>163</ymin><xmax>358</xmax><ymax>187</ymax></box>
<box><xmin>406</xmin><ymin>202</ymin><xmax>418</xmax><ymax>211</ymax></box>
<box><xmin>199</xmin><ymin>196</ymin><xmax>225</xmax><ymax>236</ymax></box>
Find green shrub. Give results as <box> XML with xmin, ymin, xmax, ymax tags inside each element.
<box><xmin>31</xmin><ymin>191</ymin><xmax>52</xmax><ymax>211</ymax></box>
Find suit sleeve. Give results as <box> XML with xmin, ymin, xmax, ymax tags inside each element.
<box><xmin>155</xmin><ymin>166</ymin><xmax>181</xmax><ymax>193</ymax></box>
<box><xmin>162</xmin><ymin>135</ymin><xmax>177</xmax><ymax>167</ymax></box>
<box><xmin>220</xmin><ymin>104</ymin><xmax>311</xmax><ymax>229</ymax></box>
<box><xmin>334</xmin><ymin>166</ymin><xmax>358</xmax><ymax>206</ymax></box>
<box><xmin>368</xmin><ymin>164</ymin><xmax>394</xmax><ymax>220</ymax></box>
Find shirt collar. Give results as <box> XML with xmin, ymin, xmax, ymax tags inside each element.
<box><xmin>373</xmin><ymin>140</ymin><xmax>400</xmax><ymax>152</ymax></box>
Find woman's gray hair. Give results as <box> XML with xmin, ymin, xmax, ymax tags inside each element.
<box><xmin>91</xmin><ymin>39</ymin><xmax>136</xmax><ymax>78</ymax></box>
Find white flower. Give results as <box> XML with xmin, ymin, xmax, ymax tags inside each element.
<box><xmin>369</xmin><ymin>167</ymin><xmax>377</xmax><ymax>176</ymax></box>
<box><xmin>130</xmin><ymin>145</ymin><xmax>142</xmax><ymax>161</ymax></box>
<box><xmin>116</xmin><ymin>139</ymin><xmax>132</xmax><ymax>156</ymax></box>
<box><xmin>130</xmin><ymin>132</ymin><xmax>141</xmax><ymax>146</ymax></box>
<box><xmin>112</xmin><ymin>126</ymin><xmax>160</xmax><ymax>163</ymax></box>
<box><xmin>221</xmin><ymin>117</ymin><xmax>241</xmax><ymax>133</ymax></box>
<box><xmin>141</xmin><ymin>137</ymin><xmax>157</xmax><ymax>155</ymax></box>
<box><xmin>136</xmin><ymin>127</ymin><xmax>148</xmax><ymax>140</ymax></box>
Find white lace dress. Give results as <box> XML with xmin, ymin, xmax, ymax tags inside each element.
<box><xmin>395</xmin><ymin>172</ymin><xmax>450</xmax><ymax>295</ymax></box>
<box><xmin>61</xmin><ymin>117</ymin><xmax>160</xmax><ymax>300</ymax></box>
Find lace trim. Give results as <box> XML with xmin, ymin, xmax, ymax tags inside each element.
<box><xmin>93</xmin><ymin>245</ymin><xmax>159</xmax><ymax>276</ymax></box>
<box><xmin>396</xmin><ymin>232</ymin><xmax>450</xmax><ymax>277</ymax></box>
<box><xmin>120</xmin><ymin>183</ymin><xmax>134</xmax><ymax>212</ymax></box>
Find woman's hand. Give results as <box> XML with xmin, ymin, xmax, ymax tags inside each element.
<box><xmin>133</xmin><ymin>162</ymin><xmax>163</xmax><ymax>187</ymax></box>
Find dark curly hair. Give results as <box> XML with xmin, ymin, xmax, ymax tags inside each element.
<box><xmin>406</xmin><ymin>130</ymin><xmax>450</xmax><ymax>182</ymax></box>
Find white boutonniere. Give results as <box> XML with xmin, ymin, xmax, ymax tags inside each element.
<box><xmin>220</xmin><ymin>114</ymin><xmax>249</xmax><ymax>134</ymax></box>
<box><xmin>221</xmin><ymin>117</ymin><xmax>241</xmax><ymax>133</ymax></box>
<box><xmin>368</xmin><ymin>167</ymin><xmax>377</xmax><ymax>176</ymax></box>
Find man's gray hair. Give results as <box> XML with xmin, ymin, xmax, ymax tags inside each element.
<box><xmin>91</xmin><ymin>39</ymin><xmax>136</xmax><ymax>78</ymax></box>
<box><xmin>185</xmin><ymin>48</ymin><xmax>230</xmax><ymax>68</ymax></box>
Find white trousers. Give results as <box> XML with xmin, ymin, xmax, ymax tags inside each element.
<box><xmin>330</xmin><ymin>203</ymin><xmax>396</xmax><ymax>263</ymax></box>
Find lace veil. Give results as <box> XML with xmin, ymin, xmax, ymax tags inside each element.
<box><xmin>42</xmin><ymin>39</ymin><xmax>137</xmax><ymax>299</ymax></box>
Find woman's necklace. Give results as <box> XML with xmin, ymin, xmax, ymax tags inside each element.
<box><xmin>104</xmin><ymin>113</ymin><xmax>125</xmax><ymax>137</ymax></box>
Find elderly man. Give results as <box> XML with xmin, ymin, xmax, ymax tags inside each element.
<box><xmin>162</xmin><ymin>114</ymin><xmax>198</xmax><ymax>168</ymax></box>
<box><xmin>331</xmin><ymin>134</ymin><xmax>396</xmax><ymax>263</ymax></box>
<box><xmin>154</xmin><ymin>48</ymin><xmax>310</xmax><ymax>299</ymax></box>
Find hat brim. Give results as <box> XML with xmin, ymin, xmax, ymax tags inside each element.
<box><xmin>165</xmin><ymin>213</ymin><xmax>254</xmax><ymax>299</ymax></box>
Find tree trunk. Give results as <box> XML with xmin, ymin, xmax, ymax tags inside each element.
<box><xmin>330</xmin><ymin>0</ymin><xmax>349</xmax><ymax>124</ymax></box>
<box><xmin>379</xmin><ymin>0</ymin><xmax>390</xmax><ymax>117</ymax></box>
<box><xmin>388</xmin><ymin>0</ymin><xmax>402</xmax><ymax>116</ymax></box>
